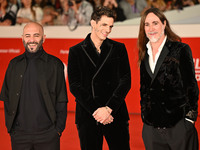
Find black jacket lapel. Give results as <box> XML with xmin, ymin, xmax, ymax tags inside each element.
<box><xmin>97</xmin><ymin>39</ymin><xmax>113</xmax><ymax>67</ymax></box>
<box><xmin>151</xmin><ymin>45</ymin><xmax>169</xmax><ymax>84</ymax></box>
<box><xmin>96</xmin><ymin>40</ymin><xmax>113</xmax><ymax>71</ymax></box>
<box><xmin>81</xmin><ymin>34</ymin><xmax>99</xmax><ymax>67</ymax></box>
<box><xmin>144</xmin><ymin>52</ymin><xmax>153</xmax><ymax>79</ymax></box>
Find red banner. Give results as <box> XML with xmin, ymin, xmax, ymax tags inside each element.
<box><xmin>0</xmin><ymin>38</ymin><xmax>200</xmax><ymax>114</ymax></box>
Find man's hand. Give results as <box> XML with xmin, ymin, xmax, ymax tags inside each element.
<box><xmin>102</xmin><ymin>115</ymin><xmax>114</xmax><ymax>125</ymax></box>
<box><xmin>92</xmin><ymin>106</ymin><xmax>113</xmax><ymax>124</ymax></box>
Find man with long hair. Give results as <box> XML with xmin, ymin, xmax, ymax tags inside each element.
<box><xmin>138</xmin><ymin>7</ymin><xmax>199</xmax><ymax>150</ymax></box>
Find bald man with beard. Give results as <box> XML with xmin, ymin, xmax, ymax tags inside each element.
<box><xmin>0</xmin><ymin>22</ymin><xmax>68</xmax><ymax>150</ymax></box>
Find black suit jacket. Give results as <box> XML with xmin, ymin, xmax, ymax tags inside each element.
<box><xmin>140</xmin><ymin>40</ymin><xmax>199</xmax><ymax>128</ymax></box>
<box><xmin>68</xmin><ymin>33</ymin><xmax>131</xmax><ymax>124</ymax></box>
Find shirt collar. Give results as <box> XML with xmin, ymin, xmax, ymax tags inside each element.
<box><xmin>147</xmin><ymin>36</ymin><xmax>167</xmax><ymax>56</ymax></box>
<box><xmin>19</xmin><ymin>47</ymin><xmax>47</xmax><ymax>62</ymax></box>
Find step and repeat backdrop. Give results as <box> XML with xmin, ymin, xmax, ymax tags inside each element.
<box><xmin>0</xmin><ymin>25</ymin><xmax>200</xmax><ymax>114</ymax></box>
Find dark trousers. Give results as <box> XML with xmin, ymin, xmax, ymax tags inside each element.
<box><xmin>142</xmin><ymin>119</ymin><xmax>199</xmax><ymax>150</ymax></box>
<box><xmin>10</xmin><ymin>127</ymin><xmax>60</xmax><ymax>150</ymax></box>
<box><xmin>77</xmin><ymin>120</ymin><xmax>130</xmax><ymax>150</ymax></box>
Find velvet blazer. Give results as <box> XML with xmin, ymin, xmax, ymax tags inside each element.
<box><xmin>68</xmin><ymin>34</ymin><xmax>131</xmax><ymax>124</ymax></box>
<box><xmin>140</xmin><ymin>40</ymin><xmax>199</xmax><ymax>128</ymax></box>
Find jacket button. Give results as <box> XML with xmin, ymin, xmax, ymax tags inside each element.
<box><xmin>20</xmin><ymin>75</ymin><xmax>23</xmax><ymax>78</ymax></box>
<box><xmin>16</xmin><ymin>93</ymin><xmax>19</xmax><ymax>96</ymax></box>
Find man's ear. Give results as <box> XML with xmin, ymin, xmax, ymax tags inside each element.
<box><xmin>163</xmin><ymin>20</ymin><xmax>166</xmax><ymax>29</ymax></box>
<box><xmin>43</xmin><ymin>35</ymin><xmax>46</xmax><ymax>43</ymax></box>
<box><xmin>90</xmin><ymin>20</ymin><xmax>96</xmax><ymax>29</ymax></box>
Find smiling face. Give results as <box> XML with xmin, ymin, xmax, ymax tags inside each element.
<box><xmin>91</xmin><ymin>15</ymin><xmax>114</xmax><ymax>42</ymax></box>
<box><xmin>144</xmin><ymin>12</ymin><xmax>166</xmax><ymax>43</ymax></box>
<box><xmin>22</xmin><ymin>22</ymin><xmax>46</xmax><ymax>53</ymax></box>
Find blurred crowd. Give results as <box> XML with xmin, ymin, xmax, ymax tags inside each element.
<box><xmin>0</xmin><ymin>0</ymin><xmax>200</xmax><ymax>26</ymax></box>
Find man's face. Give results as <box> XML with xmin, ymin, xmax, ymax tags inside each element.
<box><xmin>91</xmin><ymin>15</ymin><xmax>114</xmax><ymax>42</ymax></box>
<box><xmin>22</xmin><ymin>23</ymin><xmax>45</xmax><ymax>53</ymax></box>
<box><xmin>144</xmin><ymin>13</ymin><xmax>165</xmax><ymax>43</ymax></box>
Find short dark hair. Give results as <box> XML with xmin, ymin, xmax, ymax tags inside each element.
<box><xmin>91</xmin><ymin>6</ymin><xmax>116</xmax><ymax>23</ymax></box>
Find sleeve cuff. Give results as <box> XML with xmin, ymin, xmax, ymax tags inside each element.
<box><xmin>185</xmin><ymin>118</ymin><xmax>194</xmax><ymax>124</ymax></box>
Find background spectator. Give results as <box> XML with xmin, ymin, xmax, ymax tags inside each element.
<box><xmin>42</xmin><ymin>5</ymin><xmax>59</xmax><ymax>25</ymax></box>
<box><xmin>0</xmin><ymin>0</ymin><xmax>18</xmax><ymax>25</ymax></box>
<box><xmin>88</xmin><ymin>0</ymin><xmax>102</xmax><ymax>10</ymax></box>
<box><xmin>17</xmin><ymin>0</ymin><xmax>56</xmax><ymax>25</ymax></box>
<box><xmin>147</xmin><ymin>0</ymin><xmax>166</xmax><ymax>11</ymax></box>
<box><xmin>103</xmin><ymin>0</ymin><xmax>126</xmax><ymax>21</ymax></box>
<box><xmin>182</xmin><ymin>0</ymin><xmax>196</xmax><ymax>7</ymax></box>
<box><xmin>34</xmin><ymin>0</ymin><xmax>56</xmax><ymax>8</ymax></box>
<box><xmin>9</xmin><ymin>0</ymin><xmax>21</xmax><ymax>9</ymax></box>
<box><xmin>119</xmin><ymin>0</ymin><xmax>148</xmax><ymax>19</ymax></box>
<box><xmin>34</xmin><ymin>0</ymin><xmax>59</xmax><ymax>25</ymax></box>
<box><xmin>16</xmin><ymin>0</ymin><xmax>43</xmax><ymax>25</ymax></box>
<box><xmin>59</xmin><ymin>0</ymin><xmax>93</xmax><ymax>28</ymax></box>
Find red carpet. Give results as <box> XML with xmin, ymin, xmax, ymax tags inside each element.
<box><xmin>0</xmin><ymin>108</ymin><xmax>199</xmax><ymax>150</ymax></box>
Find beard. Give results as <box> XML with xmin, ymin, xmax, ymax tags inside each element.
<box><xmin>23</xmin><ymin>38</ymin><xmax>43</xmax><ymax>53</ymax></box>
<box><xmin>147</xmin><ymin>26</ymin><xmax>165</xmax><ymax>43</ymax></box>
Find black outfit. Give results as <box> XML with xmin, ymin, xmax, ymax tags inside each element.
<box><xmin>140</xmin><ymin>40</ymin><xmax>199</xmax><ymax>150</ymax></box>
<box><xmin>0</xmin><ymin>48</ymin><xmax>68</xmax><ymax>150</ymax></box>
<box><xmin>14</xmin><ymin>49</ymin><xmax>53</xmax><ymax>132</ymax></box>
<box><xmin>68</xmin><ymin>33</ymin><xmax>131</xmax><ymax>150</ymax></box>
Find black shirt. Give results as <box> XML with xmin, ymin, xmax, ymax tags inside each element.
<box><xmin>14</xmin><ymin>49</ymin><xmax>52</xmax><ymax>133</ymax></box>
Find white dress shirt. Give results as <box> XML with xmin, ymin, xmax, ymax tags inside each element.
<box><xmin>146</xmin><ymin>36</ymin><xmax>167</xmax><ymax>73</ymax></box>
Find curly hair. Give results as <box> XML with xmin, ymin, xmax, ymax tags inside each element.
<box><xmin>91</xmin><ymin>6</ymin><xmax>116</xmax><ymax>23</ymax></box>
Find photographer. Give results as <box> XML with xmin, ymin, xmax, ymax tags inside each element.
<box><xmin>60</xmin><ymin>0</ymin><xmax>93</xmax><ymax>28</ymax></box>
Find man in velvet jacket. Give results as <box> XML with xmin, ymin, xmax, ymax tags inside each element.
<box><xmin>68</xmin><ymin>6</ymin><xmax>131</xmax><ymax>150</ymax></box>
<box><xmin>138</xmin><ymin>8</ymin><xmax>199</xmax><ymax>150</ymax></box>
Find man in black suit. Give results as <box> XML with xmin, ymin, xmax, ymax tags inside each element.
<box><xmin>68</xmin><ymin>6</ymin><xmax>131</xmax><ymax>150</ymax></box>
<box><xmin>138</xmin><ymin>8</ymin><xmax>199</xmax><ymax>150</ymax></box>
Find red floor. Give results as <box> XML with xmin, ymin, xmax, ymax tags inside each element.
<box><xmin>0</xmin><ymin>108</ymin><xmax>199</xmax><ymax>150</ymax></box>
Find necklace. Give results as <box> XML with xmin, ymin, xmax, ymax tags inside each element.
<box><xmin>96</xmin><ymin>48</ymin><xmax>101</xmax><ymax>54</ymax></box>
